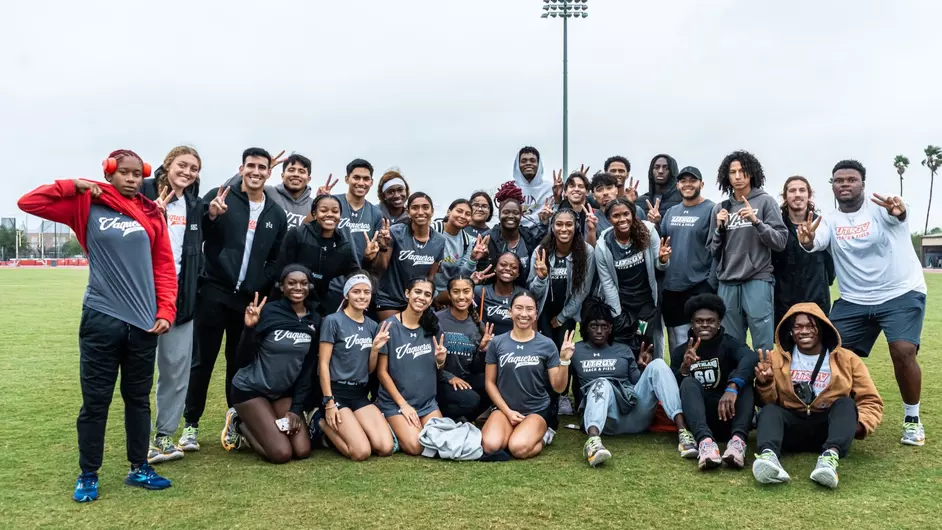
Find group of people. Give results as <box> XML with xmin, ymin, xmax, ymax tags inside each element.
<box><xmin>17</xmin><ymin>144</ymin><xmax>926</xmax><ymax>503</ymax></box>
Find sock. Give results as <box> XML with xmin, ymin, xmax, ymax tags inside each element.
<box><xmin>700</xmin><ymin>437</ymin><xmax>713</xmax><ymax>446</ymax></box>
<box><xmin>823</xmin><ymin>448</ymin><xmax>839</xmax><ymax>458</ymax></box>
<box><xmin>903</xmin><ymin>403</ymin><xmax>920</xmax><ymax>422</ymax></box>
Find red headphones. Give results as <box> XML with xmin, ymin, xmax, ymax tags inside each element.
<box><xmin>102</xmin><ymin>157</ymin><xmax>152</xmax><ymax>177</ymax></box>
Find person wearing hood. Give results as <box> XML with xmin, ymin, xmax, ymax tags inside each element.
<box><xmin>752</xmin><ymin>303</ymin><xmax>884</xmax><ymax>489</ymax></box>
<box><xmin>141</xmin><ymin>147</ymin><xmax>205</xmax><ymax>465</ymax></box>
<box><xmin>182</xmin><ymin>148</ymin><xmax>288</xmax><ymax>452</ymax></box>
<box><xmin>639</xmin><ymin>154</ymin><xmax>682</xmax><ymax>231</ymax></box>
<box><xmin>707</xmin><ymin>150</ymin><xmax>788</xmax><ymax>352</ymax></box>
<box><xmin>225</xmin><ymin>153</ymin><xmax>313</xmax><ymax>230</ymax></box>
<box><xmin>512</xmin><ymin>146</ymin><xmax>554</xmax><ymax>228</ymax></box>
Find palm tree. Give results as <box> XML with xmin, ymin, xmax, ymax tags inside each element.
<box><xmin>922</xmin><ymin>145</ymin><xmax>942</xmax><ymax>234</ymax></box>
<box><xmin>894</xmin><ymin>155</ymin><xmax>910</xmax><ymax>196</ymax></box>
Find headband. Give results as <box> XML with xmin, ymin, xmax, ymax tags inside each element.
<box><xmin>381</xmin><ymin>178</ymin><xmax>407</xmax><ymax>193</ymax></box>
<box><xmin>343</xmin><ymin>274</ymin><xmax>372</xmax><ymax>298</ymax></box>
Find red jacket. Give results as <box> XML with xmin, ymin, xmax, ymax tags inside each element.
<box><xmin>18</xmin><ymin>179</ymin><xmax>177</xmax><ymax>324</ymax></box>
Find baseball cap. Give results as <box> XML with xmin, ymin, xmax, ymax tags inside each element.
<box><xmin>677</xmin><ymin>166</ymin><xmax>702</xmax><ymax>181</ymax></box>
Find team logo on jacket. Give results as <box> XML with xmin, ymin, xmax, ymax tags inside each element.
<box><xmin>499</xmin><ymin>352</ymin><xmax>541</xmax><ymax>369</ymax></box>
<box><xmin>99</xmin><ymin>217</ymin><xmax>145</xmax><ymax>237</ymax></box>
<box><xmin>398</xmin><ymin>250</ymin><xmax>435</xmax><ymax>265</ymax></box>
<box><xmin>395</xmin><ymin>342</ymin><xmax>432</xmax><ymax>360</ymax></box>
<box><xmin>273</xmin><ymin>330</ymin><xmax>312</xmax><ymax>345</ymax></box>
<box><xmin>614</xmin><ymin>252</ymin><xmax>644</xmax><ymax>269</ymax></box>
<box><xmin>689</xmin><ymin>358</ymin><xmax>721</xmax><ymax>390</ymax></box>
<box><xmin>343</xmin><ymin>334</ymin><xmax>373</xmax><ymax>350</ymax></box>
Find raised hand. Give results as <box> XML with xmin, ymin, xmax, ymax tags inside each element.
<box><xmin>646</xmin><ymin>198</ymin><xmax>662</xmax><ymax>223</ymax></box>
<box><xmin>372</xmin><ymin>320</ymin><xmax>391</xmax><ymax>351</ymax></box>
<box><xmin>377</xmin><ymin>218</ymin><xmax>391</xmax><ymax>246</ymax></box>
<box><xmin>796</xmin><ymin>210</ymin><xmax>821</xmax><ymax>247</ymax></box>
<box><xmin>755</xmin><ymin>349</ymin><xmax>774</xmax><ymax>385</ymax></box>
<box><xmin>316</xmin><ymin>174</ymin><xmax>339</xmax><ymax>197</ymax></box>
<box><xmin>579</xmin><ymin>164</ymin><xmax>591</xmax><ymax>177</ymax></box>
<box><xmin>479</xmin><ymin>322</ymin><xmax>495</xmax><ymax>351</ymax></box>
<box><xmin>147</xmin><ymin>318</ymin><xmax>171</xmax><ymax>335</ymax></box>
<box><xmin>740</xmin><ymin>197</ymin><xmax>758</xmax><ymax>224</ymax></box>
<box><xmin>716</xmin><ymin>208</ymin><xmax>729</xmax><ymax>229</ymax></box>
<box><xmin>449</xmin><ymin>376</ymin><xmax>472</xmax><ymax>391</ymax></box>
<box><xmin>680</xmin><ymin>337</ymin><xmax>701</xmax><ymax>374</ymax></box>
<box><xmin>244</xmin><ymin>292</ymin><xmax>267</xmax><ymax>328</ymax></box>
<box><xmin>471</xmin><ymin>264</ymin><xmax>496</xmax><ymax>285</ymax></box>
<box><xmin>471</xmin><ymin>234</ymin><xmax>490</xmax><ymax>261</ymax></box>
<box><xmin>270</xmin><ymin>150</ymin><xmax>287</xmax><ymax>170</ymax></box>
<box><xmin>433</xmin><ymin>334</ymin><xmax>448</xmax><ymax>366</ymax></box>
<box><xmin>560</xmin><ymin>329</ymin><xmax>576</xmax><ymax>361</ymax></box>
<box><xmin>658</xmin><ymin>236</ymin><xmax>672</xmax><ymax>264</ymax></box>
<box><xmin>625</xmin><ymin>177</ymin><xmax>640</xmax><ymax>203</ymax></box>
<box><xmin>533</xmin><ymin>248</ymin><xmax>549</xmax><ymax>279</ymax></box>
<box><xmin>155</xmin><ymin>187</ymin><xmax>171</xmax><ymax>214</ymax></box>
<box><xmin>538</xmin><ymin>198</ymin><xmax>555</xmax><ymax>224</ymax></box>
<box><xmin>209</xmin><ymin>186</ymin><xmax>230</xmax><ymax>220</ymax></box>
<box><xmin>364</xmin><ymin>232</ymin><xmax>381</xmax><ymax>261</ymax></box>
<box><xmin>871</xmin><ymin>193</ymin><xmax>906</xmax><ymax>219</ymax></box>
<box><xmin>552</xmin><ymin>169</ymin><xmax>564</xmax><ymax>203</ymax></box>
<box><xmin>73</xmin><ymin>179</ymin><xmax>103</xmax><ymax>199</ymax></box>
<box><xmin>586</xmin><ymin>205</ymin><xmax>598</xmax><ymax>234</ymax></box>
<box><xmin>637</xmin><ymin>341</ymin><xmax>654</xmax><ymax>369</ymax></box>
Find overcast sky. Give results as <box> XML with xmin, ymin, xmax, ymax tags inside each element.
<box><xmin>2</xmin><ymin>0</ymin><xmax>941</xmax><ymax>231</ymax></box>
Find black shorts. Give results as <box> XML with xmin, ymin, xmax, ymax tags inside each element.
<box><xmin>491</xmin><ymin>406</ymin><xmax>554</xmax><ymax>429</ymax></box>
<box><xmin>661</xmin><ymin>282</ymin><xmax>715</xmax><ymax>327</ymax></box>
<box><xmin>231</xmin><ymin>385</ymin><xmax>292</xmax><ymax>406</ymax></box>
<box><xmin>333</xmin><ymin>382</ymin><xmax>373</xmax><ymax>412</ymax></box>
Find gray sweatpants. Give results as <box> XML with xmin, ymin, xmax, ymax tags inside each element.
<box><xmin>717</xmin><ymin>279</ymin><xmax>774</xmax><ymax>351</ymax></box>
<box><xmin>154</xmin><ymin>320</ymin><xmax>194</xmax><ymax>438</ymax></box>
<box><xmin>583</xmin><ymin>359</ymin><xmax>683</xmax><ymax>435</ymax></box>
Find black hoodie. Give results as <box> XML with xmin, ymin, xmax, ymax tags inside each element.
<box><xmin>771</xmin><ymin>211</ymin><xmax>835</xmax><ymax>324</ymax></box>
<box><xmin>639</xmin><ymin>154</ymin><xmax>682</xmax><ymax>231</ymax></box>
<box><xmin>141</xmin><ymin>176</ymin><xmax>204</xmax><ymax>324</ymax></box>
<box><xmin>670</xmin><ymin>327</ymin><xmax>757</xmax><ymax>394</ymax></box>
<box><xmin>274</xmin><ymin>221</ymin><xmax>359</xmax><ymax>315</ymax></box>
<box><xmin>201</xmin><ymin>177</ymin><xmax>288</xmax><ymax>306</ymax></box>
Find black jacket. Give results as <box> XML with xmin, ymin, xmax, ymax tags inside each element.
<box><xmin>274</xmin><ymin>221</ymin><xmax>359</xmax><ymax>315</ymax></box>
<box><xmin>639</xmin><ymin>153</ymin><xmax>682</xmax><ymax>232</ymax></box>
<box><xmin>141</xmin><ymin>177</ymin><xmax>204</xmax><ymax>324</ymax></box>
<box><xmin>670</xmin><ymin>328</ymin><xmax>757</xmax><ymax>394</ymax></box>
<box><xmin>201</xmin><ymin>178</ymin><xmax>288</xmax><ymax>304</ymax></box>
<box><xmin>772</xmin><ymin>211</ymin><xmax>835</xmax><ymax>324</ymax></box>
<box><xmin>478</xmin><ymin>223</ymin><xmax>546</xmax><ymax>287</ymax></box>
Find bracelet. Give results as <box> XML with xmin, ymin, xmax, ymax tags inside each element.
<box><xmin>724</xmin><ymin>387</ymin><xmax>738</xmax><ymax>395</ymax></box>
<box><xmin>559</xmin><ymin>359</ymin><xmax>571</xmax><ymax>366</ymax></box>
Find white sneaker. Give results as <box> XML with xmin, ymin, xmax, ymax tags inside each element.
<box><xmin>543</xmin><ymin>427</ymin><xmax>557</xmax><ymax>446</ymax></box>
<box><xmin>752</xmin><ymin>449</ymin><xmax>790</xmax><ymax>484</ymax></box>
<box><xmin>809</xmin><ymin>450</ymin><xmax>839</xmax><ymax>489</ymax></box>
<box><xmin>178</xmin><ymin>425</ymin><xmax>200</xmax><ymax>452</ymax></box>
<box><xmin>558</xmin><ymin>396</ymin><xmax>574</xmax><ymax>416</ymax></box>
<box><xmin>901</xmin><ymin>421</ymin><xmax>926</xmax><ymax>446</ymax></box>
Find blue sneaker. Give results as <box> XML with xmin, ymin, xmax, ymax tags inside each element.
<box><xmin>73</xmin><ymin>472</ymin><xmax>99</xmax><ymax>503</ymax></box>
<box><xmin>124</xmin><ymin>463</ymin><xmax>172</xmax><ymax>490</ymax></box>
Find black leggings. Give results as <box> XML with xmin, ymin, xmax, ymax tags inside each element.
<box><xmin>756</xmin><ymin>397</ymin><xmax>858</xmax><ymax>458</ymax></box>
<box><xmin>437</xmin><ymin>373</ymin><xmax>490</xmax><ymax>421</ymax></box>
<box><xmin>679</xmin><ymin>376</ymin><xmax>755</xmax><ymax>443</ymax></box>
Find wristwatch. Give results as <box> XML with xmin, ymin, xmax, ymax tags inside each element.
<box><xmin>322</xmin><ymin>396</ymin><xmax>335</xmax><ymax>405</ymax></box>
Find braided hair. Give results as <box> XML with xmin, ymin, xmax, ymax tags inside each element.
<box><xmin>494</xmin><ymin>181</ymin><xmax>525</xmax><ymax>209</ymax></box>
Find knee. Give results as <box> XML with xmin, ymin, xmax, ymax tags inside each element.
<box><xmin>508</xmin><ymin>437</ymin><xmax>540</xmax><ymax>460</ymax></box>
<box><xmin>647</xmin><ymin>358</ymin><xmax>669</xmax><ymax>373</ymax></box>
<box><xmin>374</xmin><ymin>440</ymin><xmax>394</xmax><ymax>458</ymax></box>
<box><xmin>398</xmin><ymin>436</ymin><xmax>423</xmax><ymax>456</ymax></box>
<box><xmin>294</xmin><ymin>445</ymin><xmax>311</xmax><ymax>461</ymax></box>
<box><xmin>889</xmin><ymin>343</ymin><xmax>918</xmax><ymax>363</ymax></box>
<box><xmin>831</xmin><ymin>396</ymin><xmax>856</xmax><ymax>412</ymax></box>
<box><xmin>757</xmin><ymin>403</ymin><xmax>786</xmax><ymax>424</ymax></box>
<box><xmin>482</xmin><ymin>434</ymin><xmax>505</xmax><ymax>455</ymax></box>
<box><xmin>679</xmin><ymin>376</ymin><xmax>703</xmax><ymax>394</ymax></box>
<box><xmin>462</xmin><ymin>391</ymin><xmax>482</xmax><ymax>412</ymax></box>
<box><xmin>349</xmin><ymin>439</ymin><xmax>373</xmax><ymax>461</ymax></box>
<box><xmin>266</xmin><ymin>444</ymin><xmax>294</xmax><ymax>465</ymax></box>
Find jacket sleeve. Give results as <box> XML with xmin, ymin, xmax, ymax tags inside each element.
<box><xmin>234</xmin><ymin>326</ymin><xmax>260</xmax><ymax>370</ymax></box>
<box><xmin>201</xmin><ymin>187</ymin><xmax>220</xmax><ymax>236</ymax></box>
<box><xmin>626</xmin><ymin>350</ymin><xmax>642</xmax><ymax>385</ymax></box>
<box><xmin>594</xmin><ymin>244</ymin><xmax>621</xmax><ymax>315</ymax></box>
<box><xmin>707</xmin><ymin>202</ymin><xmax>723</xmax><ymax>256</ymax></box>
<box><xmin>648</xmin><ymin>224</ymin><xmax>668</xmax><ymax>271</ymax></box>
<box><xmin>669</xmin><ymin>344</ymin><xmax>686</xmax><ymax>384</ymax></box>
<box><xmin>263</xmin><ymin>217</ymin><xmax>288</xmax><ymax>291</ymax></box>
<box><xmin>290</xmin><ymin>346</ymin><xmax>316</xmax><ymax>417</ymax></box>
<box><xmin>17</xmin><ymin>180</ymin><xmax>85</xmax><ymax>235</ymax></box>
<box><xmin>849</xmin><ymin>354</ymin><xmax>884</xmax><ymax>436</ymax></box>
<box><xmin>559</xmin><ymin>247</ymin><xmax>595</xmax><ymax>324</ymax></box>
<box><xmin>149</xmin><ymin>213</ymin><xmax>178</xmax><ymax>324</ymax></box>
<box><xmin>341</xmin><ymin>242</ymin><xmax>360</xmax><ymax>277</ymax></box>
<box><xmin>754</xmin><ymin>199</ymin><xmax>788</xmax><ymax>252</ymax></box>
<box><xmin>275</xmin><ymin>227</ymin><xmax>300</xmax><ymax>280</ymax></box>
<box><xmin>727</xmin><ymin>342</ymin><xmax>758</xmax><ymax>389</ymax></box>
<box><xmin>755</xmin><ymin>347</ymin><xmax>781</xmax><ymax>405</ymax></box>
<box><xmin>457</xmin><ymin>237</ymin><xmax>478</xmax><ymax>277</ymax></box>
<box><xmin>526</xmin><ymin>245</ymin><xmax>547</xmax><ymax>298</ymax></box>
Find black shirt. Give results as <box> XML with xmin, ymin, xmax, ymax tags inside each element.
<box><xmin>611</xmin><ymin>238</ymin><xmax>655</xmax><ymax>320</ymax></box>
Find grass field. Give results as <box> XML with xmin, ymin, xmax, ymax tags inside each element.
<box><xmin>0</xmin><ymin>269</ymin><xmax>940</xmax><ymax>529</ymax></box>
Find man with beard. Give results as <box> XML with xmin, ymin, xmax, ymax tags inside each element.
<box><xmin>317</xmin><ymin>158</ymin><xmax>384</xmax><ymax>267</ymax></box>
<box><xmin>226</xmin><ymin>152</ymin><xmax>313</xmax><ymax>230</ymax></box>
<box><xmin>603</xmin><ymin>155</ymin><xmax>631</xmax><ymax>199</ymax></box>
<box><xmin>639</xmin><ymin>154</ymin><xmax>682</xmax><ymax>231</ymax></box>
<box><xmin>512</xmin><ymin>146</ymin><xmax>554</xmax><ymax>228</ymax></box>
<box><xmin>797</xmin><ymin>159</ymin><xmax>926</xmax><ymax>447</ymax></box>
<box><xmin>591</xmin><ymin>172</ymin><xmax>618</xmax><ymax>234</ymax></box>
<box><xmin>772</xmin><ymin>176</ymin><xmax>835</xmax><ymax>326</ymax></box>
<box><xmin>658</xmin><ymin>166</ymin><xmax>716</xmax><ymax>352</ymax></box>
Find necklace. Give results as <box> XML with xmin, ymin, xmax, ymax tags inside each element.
<box><xmin>250</xmin><ymin>200</ymin><xmax>264</xmax><ymax>213</ymax></box>
<box><xmin>413</xmin><ymin>235</ymin><xmax>427</xmax><ymax>250</ymax></box>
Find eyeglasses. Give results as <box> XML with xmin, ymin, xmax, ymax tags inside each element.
<box><xmin>471</xmin><ymin>204</ymin><xmax>490</xmax><ymax>211</ymax></box>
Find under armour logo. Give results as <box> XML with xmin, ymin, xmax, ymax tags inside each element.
<box><xmin>265</xmin><ymin>222</ymin><xmax>273</xmax><ymax>229</ymax></box>
<box><xmin>189</xmin><ymin>224</ymin><xmax>198</xmax><ymax>230</ymax></box>
<box><xmin>410</xmin><ymin>333</ymin><xmax>417</xmax><ymax>338</ymax></box>
<box><xmin>308</xmin><ymin>325</ymin><xmax>317</xmax><ymax>332</ymax></box>
<box><xmin>593</xmin><ymin>352</ymin><xmax>601</xmax><ymax>357</ymax></box>
<box><xmin>358</xmin><ymin>327</ymin><xmax>364</xmax><ymax>331</ymax></box>
<box><xmin>517</xmin><ymin>345</ymin><xmax>524</xmax><ymax>350</ymax></box>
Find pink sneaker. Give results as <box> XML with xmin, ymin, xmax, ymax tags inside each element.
<box><xmin>698</xmin><ymin>438</ymin><xmax>721</xmax><ymax>470</ymax></box>
<box><xmin>723</xmin><ymin>436</ymin><xmax>747</xmax><ymax>469</ymax></box>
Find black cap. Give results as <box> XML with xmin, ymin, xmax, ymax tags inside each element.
<box><xmin>677</xmin><ymin>166</ymin><xmax>702</xmax><ymax>181</ymax></box>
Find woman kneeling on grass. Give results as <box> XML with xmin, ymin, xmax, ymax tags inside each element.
<box><xmin>220</xmin><ymin>265</ymin><xmax>318</xmax><ymax>464</ymax></box>
<box><xmin>317</xmin><ymin>273</ymin><xmax>395</xmax><ymax>460</ymax></box>
<box><xmin>376</xmin><ymin>278</ymin><xmax>449</xmax><ymax>455</ymax></box>
<box><xmin>482</xmin><ymin>291</ymin><xmax>573</xmax><ymax>459</ymax></box>
<box><xmin>19</xmin><ymin>150</ymin><xmax>177</xmax><ymax>502</ymax></box>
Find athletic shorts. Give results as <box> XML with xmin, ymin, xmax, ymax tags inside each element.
<box><xmin>829</xmin><ymin>290</ymin><xmax>926</xmax><ymax>357</ymax></box>
<box><xmin>379</xmin><ymin>397</ymin><xmax>439</xmax><ymax>419</ymax></box>
<box><xmin>333</xmin><ymin>382</ymin><xmax>373</xmax><ymax>412</ymax></box>
<box><xmin>231</xmin><ymin>385</ymin><xmax>292</xmax><ymax>406</ymax></box>
<box><xmin>489</xmin><ymin>406</ymin><xmax>554</xmax><ymax>431</ymax></box>
<box><xmin>661</xmin><ymin>282</ymin><xmax>715</xmax><ymax>327</ymax></box>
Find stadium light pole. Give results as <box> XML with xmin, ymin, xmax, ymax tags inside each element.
<box><xmin>541</xmin><ymin>0</ymin><xmax>588</xmax><ymax>177</ymax></box>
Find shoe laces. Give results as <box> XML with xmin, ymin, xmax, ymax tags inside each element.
<box><xmin>755</xmin><ymin>450</ymin><xmax>780</xmax><ymax>464</ymax></box>
<box><xmin>134</xmin><ymin>464</ymin><xmax>159</xmax><ymax>478</ymax></box>
<box><xmin>157</xmin><ymin>436</ymin><xmax>175</xmax><ymax>451</ymax></box>
<box><xmin>585</xmin><ymin>437</ymin><xmax>602</xmax><ymax>452</ymax></box>
<box><xmin>182</xmin><ymin>426</ymin><xmax>197</xmax><ymax>437</ymax></box>
<box><xmin>77</xmin><ymin>472</ymin><xmax>97</xmax><ymax>487</ymax></box>
<box><xmin>903</xmin><ymin>421</ymin><xmax>923</xmax><ymax>433</ymax></box>
<box><xmin>818</xmin><ymin>453</ymin><xmax>838</xmax><ymax>470</ymax></box>
<box><xmin>679</xmin><ymin>429</ymin><xmax>695</xmax><ymax>446</ymax></box>
<box><xmin>728</xmin><ymin>437</ymin><xmax>746</xmax><ymax>453</ymax></box>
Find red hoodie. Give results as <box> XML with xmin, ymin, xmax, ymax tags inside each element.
<box><xmin>18</xmin><ymin>179</ymin><xmax>177</xmax><ymax>324</ymax></box>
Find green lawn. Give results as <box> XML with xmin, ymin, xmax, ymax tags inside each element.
<box><xmin>0</xmin><ymin>269</ymin><xmax>939</xmax><ymax>529</ymax></box>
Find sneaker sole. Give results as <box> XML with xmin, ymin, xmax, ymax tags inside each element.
<box><xmin>221</xmin><ymin>412</ymin><xmax>239</xmax><ymax>452</ymax></box>
<box><xmin>900</xmin><ymin>437</ymin><xmax>926</xmax><ymax>447</ymax></box>
<box><xmin>679</xmin><ymin>447</ymin><xmax>699</xmax><ymax>459</ymax></box>
<box><xmin>73</xmin><ymin>493</ymin><xmax>97</xmax><ymax>503</ymax></box>
<box><xmin>588</xmin><ymin>449</ymin><xmax>612</xmax><ymax>467</ymax></box>
<box><xmin>178</xmin><ymin>443</ymin><xmax>200</xmax><ymax>452</ymax></box>
<box><xmin>124</xmin><ymin>478</ymin><xmax>172</xmax><ymax>490</ymax></box>
<box><xmin>810</xmin><ymin>469</ymin><xmax>838</xmax><ymax>489</ymax></box>
<box><xmin>148</xmin><ymin>451</ymin><xmax>185</xmax><ymax>465</ymax></box>
<box><xmin>722</xmin><ymin>453</ymin><xmax>745</xmax><ymax>469</ymax></box>
<box><xmin>752</xmin><ymin>460</ymin><xmax>790</xmax><ymax>484</ymax></box>
<box><xmin>698</xmin><ymin>456</ymin><xmax>722</xmax><ymax>470</ymax></box>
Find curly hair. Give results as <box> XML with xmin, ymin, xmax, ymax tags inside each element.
<box><xmin>494</xmin><ymin>181</ymin><xmax>525</xmax><ymax>208</ymax></box>
<box><xmin>538</xmin><ymin>209</ymin><xmax>588</xmax><ymax>293</ymax></box>
<box><xmin>376</xmin><ymin>169</ymin><xmax>410</xmax><ymax>207</ymax></box>
<box><xmin>579</xmin><ymin>296</ymin><xmax>615</xmax><ymax>345</ymax></box>
<box><xmin>683</xmin><ymin>293</ymin><xmax>727</xmax><ymax>322</ymax></box>
<box><xmin>604</xmin><ymin>155</ymin><xmax>631</xmax><ymax>173</ymax></box>
<box><xmin>716</xmin><ymin>150</ymin><xmax>766</xmax><ymax>196</ymax></box>
<box><xmin>780</xmin><ymin>175</ymin><xmax>816</xmax><ymax>220</ymax></box>
<box><xmin>604</xmin><ymin>197</ymin><xmax>649</xmax><ymax>251</ymax></box>
<box><xmin>832</xmin><ymin>159</ymin><xmax>866</xmax><ymax>181</ymax></box>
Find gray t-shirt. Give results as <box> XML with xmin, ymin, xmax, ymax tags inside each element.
<box><xmin>660</xmin><ymin>200</ymin><xmax>715</xmax><ymax>292</ymax></box>
<box><xmin>320</xmin><ymin>312</ymin><xmax>379</xmax><ymax>384</ymax></box>
<box><xmin>571</xmin><ymin>341</ymin><xmax>640</xmax><ymax>387</ymax></box>
<box><xmin>485</xmin><ymin>332</ymin><xmax>560</xmax><ymax>415</ymax></box>
<box><xmin>474</xmin><ymin>284</ymin><xmax>526</xmax><ymax>336</ymax></box>
<box><xmin>232</xmin><ymin>327</ymin><xmax>312</xmax><ymax>399</ymax></box>
<box><xmin>84</xmin><ymin>204</ymin><xmax>157</xmax><ymax>330</ymax></box>
<box><xmin>436</xmin><ymin>309</ymin><xmax>483</xmax><ymax>378</ymax></box>
<box><xmin>377</xmin><ymin>317</ymin><xmax>441</xmax><ymax>411</ymax></box>
<box><xmin>335</xmin><ymin>194</ymin><xmax>383</xmax><ymax>265</ymax></box>
<box><xmin>376</xmin><ymin>224</ymin><xmax>446</xmax><ymax>307</ymax></box>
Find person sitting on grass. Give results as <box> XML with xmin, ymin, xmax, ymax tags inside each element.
<box><xmin>220</xmin><ymin>265</ymin><xmax>319</xmax><ymax>464</ymax></box>
<box><xmin>18</xmin><ymin>150</ymin><xmax>178</xmax><ymax>502</ymax></box>
<box><xmin>481</xmin><ymin>291</ymin><xmax>572</xmax><ymax>459</ymax></box>
<box><xmin>375</xmin><ymin>278</ymin><xmax>449</xmax><ymax>456</ymax></box>
<box><xmin>673</xmin><ymin>294</ymin><xmax>757</xmax><ymax>471</ymax></box>
<box><xmin>572</xmin><ymin>297</ymin><xmax>695</xmax><ymax>467</ymax></box>
<box><xmin>317</xmin><ymin>273</ymin><xmax>395</xmax><ymax>461</ymax></box>
<box><xmin>752</xmin><ymin>303</ymin><xmax>884</xmax><ymax>489</ymax></box>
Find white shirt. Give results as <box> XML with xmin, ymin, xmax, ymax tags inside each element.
<box><xmin>165</xmin><ymin>198</ymin><xmax>187</xmax><ymax>277</ymax></box>
<box><xmin>237</xmin><ymin>198</ymin><xmax>265</xmax><ymax>288</ymax></box>
<box><xmin>808</xmin><ymin>200</ymin><xmax>925</xmax><ymax>305</ymax></box>
<box><xmin>790</xmin><ymin>346</ymin><xmax>831</xmax><ymax>396</ymax></box>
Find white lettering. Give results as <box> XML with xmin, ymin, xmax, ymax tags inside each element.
<box><xmin>614</xmin><ymin>252</ymin><xmax>645</xmax><ymax>269</ymax></box>
<box><xmin>579</xmin><ymin>358</ymin><xmax>617</xmax><ymax>373</ymax></box>
<box><xmin>338</xmin><ymin>218</ymin><xmax>372</xmax><ymax>233</ymax></box>
<box><xmin>99</xmin><ymin>216</ymin><xmax>145</xmax><ymax>237</ymax></box>
<box><xmin>486</xmin><ymin>304</ymin><xmax>511</xmax><ymax>320</ymax></box>
<box><xmin>499</xmin><ymin>352</ymin><xmax>542</xmax><ymax>369</ymax></box>
<box><xmin>273</xmin><ymin>330</ymin><xmax>312</xmax><ymax>345</ymax></box>
<box><xmin>395</xmin><ymin>342</ymin><xmax>432</xmax><ymax>360</ymax></box>
<box><xmin>398</xmin><ymin>249</ymin><xmax>435</xmax><ymax>265</ymax></box>
<box><xmin>343</xmin><ymin>334</ymin><xmax>373</xmax><ymax>351</ymax></box>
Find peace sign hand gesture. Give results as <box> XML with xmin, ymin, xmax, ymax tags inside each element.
<box><xmin>755</xmin><ymin>349</ymin><xmax>774</xmax><ymax>385</ymax></box>
<box><xmin>364</xmin><ymin>231</ymin><xmax>381</xmax><ymax>261</ymax></box>
<box><xmin>579</xmin><ymin>164</ymin><xmax>591</xmax><ymax>177</ymax></box>
<box><xmin>538</xmin><ymin>198</ymin><xmax>555</xmax><ymax>224</ymax></box>
<box><xmin>658</xmin><ymin>236</ymin><xmax>672</xmax><ymax>264</ymax></box>
<box><xmin>479</xmin><ymin>322</ymin><xmax>495</xmax><ymax>351</ymax></box>
<box><xmin>244</xmin><ymin>292</ymin><xmax>268</xmax><ymax>328</ymax></box>
<box><xmin>155</xmin><ymin>187</ymin><xmax>172</xmax><ymax>215</ymax></box>
<box><xmin>270</xmin><ymin>150</ymin><xmax>287</xmax><ymax>170</ymax></box>
<box><xmin>680</xmin><ymin>337</ymin><xmax>701</xmax><ymax>375</ymax></box>
<box><xmin>796</xmin><ymin>210</ymin><xmax>822</xmax><ymax>248</ymax></box>
<box><xmin>533</xmin><ymin>248</ymin><xmax>549</xmax><ymax>279</ymax></box>
<box><xmin>646</xmin><ymin>198</ymin><xmax>662</xmax><ymax>223</ymax></box>
<box><xmin>377</xmin><ymin>218</ymin><xmax>392</xmax><ymax>246</ymax></box>
<box><xmin>560</xmin><ymin>329</ymin><xmax>577</xmax><ymax>361</ymax></box>
<box><xmin>871</xmin><ymin>193</ymin><xmax>906</xmax><ymax>219</ymax></box>
<box><xmin>209</xmin><ymin>186</ymin><xmax>230</xmax><ymax>220</ymax></box>
<box><xmin>586</xmin><ymin>205</ymin><xmax>598</xmax><ymax>233</ymax></box>
<box><xmin>471</xmin><ymin>264</ymin><xmax>496</xmax><ymax>285</ymax></box>
<box><xmin>316</xmin><ymin>174</ymin><xmax>339</xmax><ymax>197</ymax></box>
<box><xmin>552</xmin><ymin>169</ymin><xmax>564</xmax><ymax>203</ymax></box>
<box><xmin>372</xmin><ymin>321</ymin><xmax>391</xmax><ymax>351</ymax></box>
<box><xmin>637</xmin><ymin>342</ymin><xmax>654</xmax><ymax>369</ymax></box>
<box><xmin>471</xmin><ymin>234</ymin><xmax>490</xmax><ymax>261</ymax></box>
<box><xmin>433</xmin><ymin>334</ymin><xmax>448</xmax><ymax>367</ymax></box>
<box><xmin>625</xmin><ymin>177</ymin><xmax>640</xmax><ymax>203</ymax></box>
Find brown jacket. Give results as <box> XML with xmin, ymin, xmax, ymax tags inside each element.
<box><xmin>756</xmin><ymin>303</ymin><xmax>884</xmax><ymax>436</ymax></box>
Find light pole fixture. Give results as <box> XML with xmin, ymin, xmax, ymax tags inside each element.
<box><xmin>541</xmin><ymin>0</ymin><xmax>588</xmax><ymax>177</ymax></box>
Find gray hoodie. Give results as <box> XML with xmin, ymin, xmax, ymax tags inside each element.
<box><xmin>526</xmin><ymin>243</ymin><xmax>596</xmax><ymax>325</ymax></box>
<box><xmin>594</xmin><ymin>223</ymin><xmax>668</xmax><ymax>317</ymax></box>
<box><xmin>707</xmin><ymin>188</ymin><xmax>788</xmax><ymax>282</ymax></box>
<box><xmin>512</xmin><ymin>153</ymin><xmax>552</xmax><ymax>229</ymax></box>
